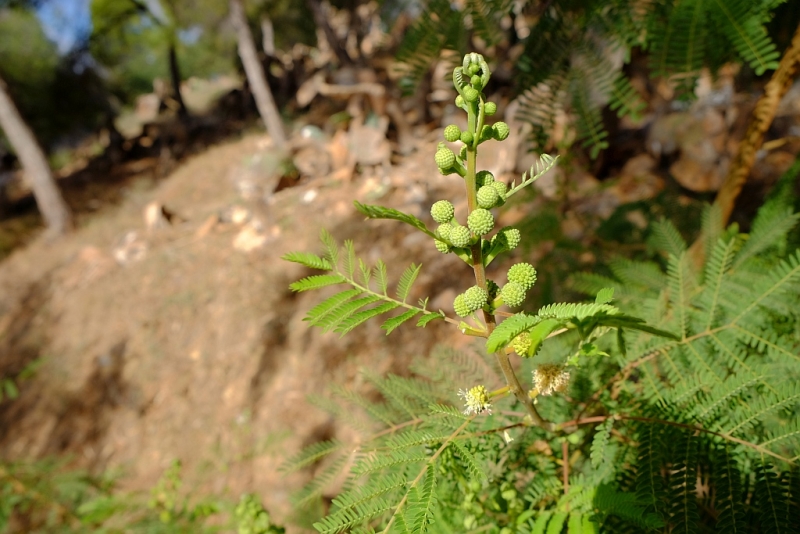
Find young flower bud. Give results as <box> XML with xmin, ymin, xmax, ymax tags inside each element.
<box><xmin>507</xmin><ymin>263</ymin><xmax>537</xmax><ymax>290</ymax></box>
<box><xmin>511</xmin><ymin>332</ymin><xmax>532</xmax><ymax>356</ymax></box>
<box><xmin>435</xmin><ymin>147</ymin><xmax>456</xmax><ymax>169</ymax></box>
<box><xmin>467</xmin><ymin>208</ymin><xmax>494</xmax><ymax>236</ymax></box>
<box><xmin>479</xmin><ymin>124</ymin><xmax>493</xmax><ymax>142</ymax></box>
<box><xmin>459</xmin><ymin>145</ymin><xmax>468</xmax><ymax>160</ymax></box>
<box><xmin>490</xmin><ymin>180</ymin><xmax>507</xmax><ymax>200</ymax></box>
<box><xmin>449</xmin><ymin>225</ymin><xmax>471</xmax><ymax>247</ymax></box>
<box><xmin>470</xmin><ymin>74</ymin><xmax>482</xmax><ymax>88</ymax></box>
<box><xmin>431</xmin><ymin>200</ymin><xmax>455</xmax><ymax>224</ymax></box>
<box><xmin>460</xmin><ymin>130</ymin><xmax>474</xmax><ymax>145</ymax></box>
<box><xmin>463</xmin><ymin>87</ymin><xmax>479</xmax><ymax>103</ymax></box>
<box><xmin>492</xmin><ymin>121</ymin><xmax>510</xmax><ymax>141</ymax></box>
<box><xmin>497</xmin><ymin>226</ymin><xmax>521</xmax><ymax>249</ymax></box>
<box><xmin>477</xmin><ymin>185</ymin><xmax>499</xmax><ymax>209</ymax></box>
<box><xmin>463</xmin><ymin>285</ymin><xmax>488</xmax><ymax>311</ymax></box>
<box><xmin>468</xmin><ymin>63</ymin><xmax>481</xmax><ymax>76</ymax></box>
<box><xmin>434</xmin><ymin>239</ymin><xmax>451</xmax><ymax>254</ymax></box>
<box><xmin>484</xmin><ymin>101</ymin><xmax>497</xmax><ymax>116</ymax></box>
<box><xmin>476</xmin><ymin>170</ymin><xmax>495</xmax><ymax>187</ymax></box>
<box><xmin>500</xmin><ymin>281</ymin><xmax>525</xmax><ymax>307</ymax></box>
<box><xmin>443</xmin><ymin>124</ymin><xmax>461</xmax><ymax>142</ymax></box>
<box><xmin>453</xmin><ymin>294</ymin><xmax>471</xmax><ymax>317</ymax></box>
<box><xmin>455</xmin><ymin>94</ymin><xmax>465</xmax><ymax>108</ymax></box>
<box><xmin>437</xmin><ymin>222</ymin><xmax>453</xmax><ymax>240</ymax></box>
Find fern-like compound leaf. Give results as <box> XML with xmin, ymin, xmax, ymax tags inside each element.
<box><xmin>282</xmin><ymin>251</ymin><xmax>332</xmax><ymax>270</ymax></box>
<box><xmin>290</xmin><ymin>274</ymin><xmax>346</xmax><ymax>292</ymax></box>
<box><xmin>354</xmin><ymin>202</ymin><xmax>437</xmax><ymax>239</ymax></box>
<box><xmin>306</xmin><ymin>289</ymin><xmax>363</xmax><ymax>325</ymax></box>
<box><xmin>406</xmin><ymin>465</ymin><xmax>437</xmax><ymax>534</ymax></box>
<box><xmin>381</xmin><ymin>310</ymin><xmax>420</xmax><ymax>335</ymax></box>
<box><xmin>417</xmin><ymin>312</ymin><xmax>444</xmax><ymax>327</ymax></box>
<box><xmin>485</xmin><ymin>313</ymin><xmax>542</xmax><ymax>353</ymax></box>
<box><xmin>374</xmin><ymin>260</ymin><xmax>389</xmax><ymax>295</ymax></box>
<box><xmin>650</xmin><ymin>219</ymin><xmax>687</xmax><ymax>258</ymax></box>
<box><xmin>280</xmin><ymin>440</ymin><xmax>343</xmax><ymax>473</ymax></box>
<box><xmin>450</xmin><ymin>440</ymin><xmax>487</xmax><ymax>483</ymax></box>
<box><xmin>396</xmin><ymin>264</ymin><xmax>421</xmax><ymax>303</ymax></box>
<box><xmin>336</xmin><ymin>302</ymin><xmax>401</xmax><ymax>335</ymax></box>
<box><xmin>591</xmin><ymin>418</ymin><xmax>614</xmax><ymax>470</ymax></box>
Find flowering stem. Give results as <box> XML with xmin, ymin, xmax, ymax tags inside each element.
<box><xmin>463</xmin><ymin>126</ymin><xmax>553</xmax><ymax>431</ymax></box>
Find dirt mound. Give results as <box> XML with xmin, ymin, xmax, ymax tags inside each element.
<box><xmin>0</xmin><ymin>133</ymin><xmax>490</xmax><ymax>528</ymax></box>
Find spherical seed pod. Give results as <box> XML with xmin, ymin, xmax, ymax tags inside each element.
<box><xmin>467</xmin><ymin>208</ymin><xmax>494</xmax><ymax>236</ymax></box>
<box><xmin>492</xmin><ymin>121</ymin><xmax>510</xmax><ymax>141</ymax></box>
<box><xmin>476</xmin><ymin>170</ymin><xmax>495</xmax><ymax>187</ymax></box>
<box><xmin>477</xmin><ymin>185</ymin><xmax>499</xmax><ymax>209</ymax></box>
<box><xmin>507</xmin><ymin>263</ymin><xmax>537</xmax><ymax>290</ymax></box>
<box><xmin>450</xmin><ymin>225</ymin><xmax>471</xmax><ymax>248</ymax></box>
<box><xmin>443</xmin><ymin>124</ymin><xmax>461</xmax><ymax>142</ymax></box>
<box><xmin>484</xmin><ymin>102</ymin><xmax>497</xmax><ymax>116</ymax></box>
<box><xmin>460</xmin><ymin>130</ymin><xmax>474</xmax><ymax>145</ymax></box>
<box><xmin>435</xmin><ymin>147</ymin><xmax>456</xmax><ymax>169</ymax></box>
<box><xmin>437</xmin><ymin>222</ymin><xmax>453</xmax><ymax>240</ymax></box>
<box><xmin>463</xmin><ymin>285</ymin><xmax>488</xmax><ymax>311</ymax></box>
<box><xmin>434</xmin><ymin>239</ymin><xmax>451</xmax><ymax>254</ymax></box>
<box><xmin>501</xmin><ymin>281</ymin><xmax>526</xmax><ymax>307</ymax></box>
<box><xmin>431</xmin><ymin>200</ymin><xmax>455</xmax><ymax>224</ymax></box>
<box><xmin>453</xmin><ymin>294</ymin><xmax>471</xmax><ymax>317</ymax></box>
<box><xmin>490</xmin><ymin>180</ymin><xmax>507</xmax><ymax>200</ymax></box>
<box><xmin>470</xmin><ymin>75</ymin><xmax>482</xmax><ymax>88</ymax></box>
<box><xmin>455</xmin><ymin>95</ymin><xmax>465</xmax><ymax>108</ymax></box>
<box><xmin>511</xmin><ymin>332</ymin><xmax>532</xmax><ymax>356</ymax></box>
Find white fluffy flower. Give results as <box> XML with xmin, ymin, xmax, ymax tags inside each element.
<box><xmin>458</xmin><ymin>385</ymin><xmax>492</xmax><ymax>415</ymax></box>
<box><xmin>532</xmin><ymin>364</ymin><xmax>570</xmax><ymax>396</ymax></box>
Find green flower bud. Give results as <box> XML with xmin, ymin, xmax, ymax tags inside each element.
<box><xmin>484</xmin><ymin>101</ymin><xmax>497</xmax><ymax>116</ymax></box>
<box><xmin>467</xmin><ymin>208</ymin><xmax>494</xmax><ymax>235</ymax></box>
<box><xmin>508</xmin><ymin>263</ymin><xmax>537</xmax><ymax>290</ymax></box>
<box><xmin>479</xmin><ymin>124</ymin><xmax>493</xmax><ymax>142</ymax></box>
<box><xmin>463</xmin><ymin>87</ymin><xmax>479</xmax><ymax>103</ymax></box>
<box><xmin>459</xmin><ymin>145</ymin><xmax>467</xmax><ymax>160</ymax></box>
<box><xmin>490</xmin><ymin>180</ymin><xmax>507</xmax><ymax>200</ymax></box>
<box><xmin>463</xmin><ymin>285</ymin><xmax>488</xmax><ymax>311</ymax></box>
<box><xmin>492</xmin><ymin>226</ymin><xmax>522</xmax><ymax>250</ymax></box>
<box><xmin>431</xmin><ymin>200</ymin><xmax>455</xmax><ymax>224</ymax></box>
<box><xmin>434</xmin><ymin>239</ymin><xmax>451</xmax><ymax>254</ymax></box>
<box><xmin>511</xmin><ymin>332</ymin><xmax>532</xmax><ymax>356</ymax></box>
<box><xmin>460</xmin><ymin>130</ymin><xmax>474</xmax><ymax>145</ymax></box>
<box><xmin>450</xmin><ymin>225</ymin><xmax>471</xmax><ymax>247</ymax></box>
<box><xmin>443</xmin><ymin>124</ymin><xmax>461</xmax><ymax>142</ymax></box>
<box><xmin>438</xmin><ymin>167</ymin><xmax>455</xmax><ymax>176</ymax></box>
<box><xmin>470</xmin><ymin>74</ymin><xmax>481</xmax><ymax>88</ymax></box>
<box><xmin>435</xmin><ymin>147</ymin><xmax>456</xmax><ymax>169</ymax></box>
<box><xmin>468</xmin><ymin>63</ymin><xmax>481</xmax><ymax>76</ymax></box>
<box><xmin>477</xmin><ymin>185</ymin><xmax>499</xmax><ymax>209</ymax></box>
<box><xmin>476</xmin><ymin>170</ymin><xmax>495</xmax><ymax>187</ymax></box>
<box><xmin>454</xmin><ymin>294</ymin><xmax>471</xmax><ymax>317</ymax></box>
<box><xmin>492</xmin><ymin>121</ymin><xmax>510</xmax><ymax>141</ymax></box>
<box><xmin>501</xmin><ymin>281</ymin><xmax>525</xmax><ymax>307</ymax></box>
<box><xmin>437</xmin><ymin>222</ymin><xmax>452</xmax><ymax>240</ymax></box>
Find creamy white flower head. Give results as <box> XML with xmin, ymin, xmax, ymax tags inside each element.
<box><xmin>532</xmin><ymin>364</ymin><xmax>570</xmax><ymax>396</ymax></box>
<box><xmin>458</xmin><ymin>385</ymin><xmax>492</xmax><ymax>415</ymax></box>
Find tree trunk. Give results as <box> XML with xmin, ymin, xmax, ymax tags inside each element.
<box><xmin>0</xmin><ymin>76</ymin><xmax>72</xmax><ymax>236</ymax></box>
<box><xmin>230</xmin><ymin>0</ymin><xmax>287</xmax><ymax>148</ymax></box>
<box><xmin>168</xmin><ymin>42</ymin><xmax>189</xmax><ymax>119</ymax></box>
